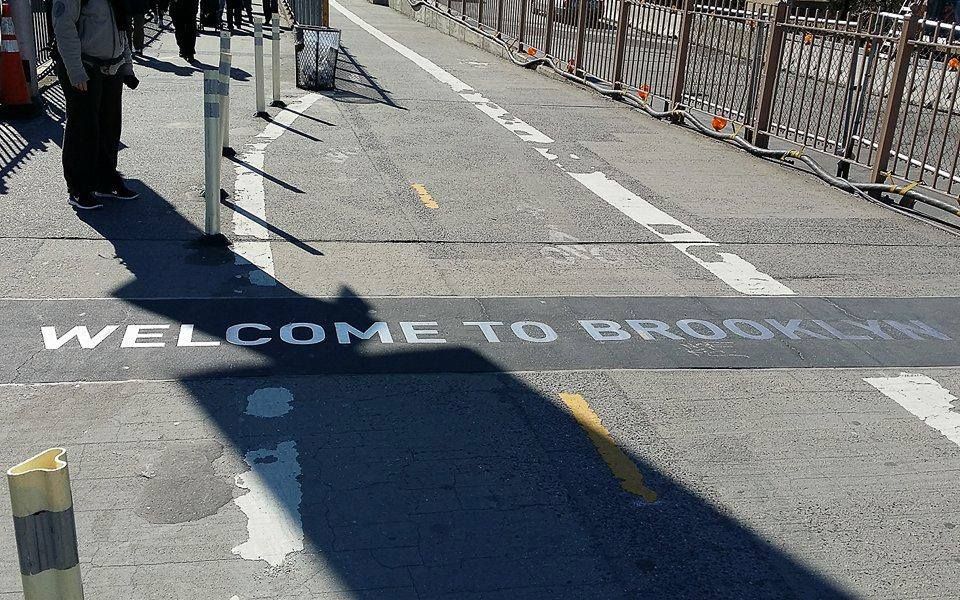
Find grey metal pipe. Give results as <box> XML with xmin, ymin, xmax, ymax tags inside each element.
<box><xmin>254</xmin><ymin>17</ymin><xmax>267</xmax><ymax>116</ymax></box>
<box><xmin>271</xmin><ymin>15</ymin><xmax>283</xmax><ymax>106</ymax></box>
<box><xmin>204</xmin><ymin>70</ymin><xmax>222</xmax><ymax>236</ymax></box>
<box><xmin>220</xmin><ymin>51</ymin><xmax>234</xmax><ymax>157</ymax></box>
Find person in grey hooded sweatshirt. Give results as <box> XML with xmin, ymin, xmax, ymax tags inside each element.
<box><xmin>52</xmin><ymin>0</ymin><xmax>140</xmax><ymax>210</ymax></box>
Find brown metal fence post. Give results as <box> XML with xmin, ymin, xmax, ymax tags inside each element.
<box><xmin>518</xmin><ymin>0</ymin><xmax>529</xmax><ymax>50</ymax></box>
<box><xmin>751</xmin><ymin>1</ymin><xmax>788</xmax><ymax>147</ymax></box>
<box><xmin>669</xmin><ymin>0</ymin><xmax>696</xmax><ymax>118</ymax></box>
<box><xmin>478</xmin><ymin>0</ymin><xmax>485</xmax><ymax>25</ymax></box>
<box><xmin>869</xmin><ymin>9</ymin><xmax>920</xmax><ymax>188</ymax></box>
<box><xmin>574</xmin><ymin>0</ymin><xmax>588</xmax><ymax>73</ymax></box>
<box><xmin>545</xmin><ymin>0</ymin><xmax>556</xmax><ymax>55</ymax></box>
<box><xmin>612</xmin><ymin>0</ymin><xmax>631</xmax><ymax>88</ymax></box>
<box><xmin>495</xmin><ymin>0</ymin><xmax>504</xmax><ymax>34</ymax></box>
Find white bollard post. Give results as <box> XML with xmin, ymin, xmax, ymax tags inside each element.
<box><xmin>271</xmin><ymin>15</ymin><xmax>284</xmax><ymax>107</ymax></box>
<box><xmin>254</xmin><ymin>17</ymin><xmax>267</xmax><ymax>116</ymax></box>
<box><xmin>219</xmin><ymin>51</ymin><xmax>235</xmax><ymax>157</ymax></box>
<box><xmin>203</xmin><ymin>70</ymin><xmax>221</xmax><ymax>237</ymax></box>
<box><xmin>220</xmin><ymin>29</ymin><xmax>231</xmax><ymax>53</ymax></box>
<box><xmin>7</xmin><ymin>449</ymin><xmax>83</xmax><ymax>600</ymax></box>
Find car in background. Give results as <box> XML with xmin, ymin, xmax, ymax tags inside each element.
<box><xmin>532</xmin><ymin>0</ymin><xmax>606</xmax><ymax>28</ymax></box>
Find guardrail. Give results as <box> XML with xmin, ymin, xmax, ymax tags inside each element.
<box><xmin>428</xmin><ymin>0</ymin><xmax>960</xmax><ymax>209</ymax></box>
<box><xmin>30</xmin><ymin>0</ymin><xmax>52</xmax><ymax>76</ymax></box>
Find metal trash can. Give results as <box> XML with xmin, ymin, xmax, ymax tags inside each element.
<box><xmin>294</xmin><ymin>25</ymin><xmax>341</xmax><ymax>91</ymax></box>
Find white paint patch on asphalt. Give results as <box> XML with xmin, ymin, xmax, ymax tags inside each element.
<box><xmin>232</xmin><ymin>241</ymin><xmax>277</xmax><ymax>287</ymax></box>
<box><xmin>330</xmin><ymin>0</ymin><xmax>794</xmax><ymax>296</ymax></box>
<box><xmin>462</xmin><ymin>91</ymin><xmax>554</xmax><ymax>143</ymax></box>
<box><xmin>245</xmin><ymin>387</ymin><xmax>294</xmax><ymax>417</ymax></box>
<box><xmin>231</xmin><ymin>94</ymin><xmax>321</xmax><ymax>286</ymax></box>
<box><xmin>232</xmin><ymin>440</ymin><xmax>303</xmax><ymax>567</ymax></box>
<box><xmin>535</xmin><ymin>147</ymin><xmax>559</xmax><ymax>160</ymax></box>
<box><xmin>865</xmin><ymin>373</ymin><xmax>960</xmax><ymax>447</ymax></box>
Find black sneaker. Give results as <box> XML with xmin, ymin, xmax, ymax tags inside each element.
<box><xmin>68</xmin><ymin>193</ymin><xmax>104</xmax><ymax>210</ymax></box>
<box><xmin>96</xmin><ymin>180</ymin><xmax>140</xmax><ymax>200</ymax></box>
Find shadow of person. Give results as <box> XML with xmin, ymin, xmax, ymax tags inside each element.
<box><xmin>71</xmin><ymin>183</ymin><xmax>855</xmax><ymax>599</ymax></box>
<box><xmin>134</xmin><ymin>54</ymin><xmax>204</xmax><ymax>77</ymax></box>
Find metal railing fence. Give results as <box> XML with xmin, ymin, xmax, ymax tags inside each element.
<box><xmin>430</xmin><ymin>0</ymin><xmax>960</xmax><ymax>200</ymax></box>
<box><xmin>31</xmin><ymin>0</ymin><xmax>53</xmax><ymax>74</ymax></box>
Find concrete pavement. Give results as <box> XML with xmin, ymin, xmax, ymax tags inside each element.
<box><xmin>0</xmin><ymin>0</ymin><xmax>959</xmax><ymax>597</ymax></box>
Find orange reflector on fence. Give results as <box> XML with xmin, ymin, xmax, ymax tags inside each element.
<box><xmin>949</xmin><ymin>57</ymin><xmax>960</xmax><ymax>71</ymax></box>
<box><xmin>527</xmin><ymin>47</ymin><xmax>538</xmax><ymax>56</ymax></box>
<box><xmin>567</xmin><ymin>59</ymin><xmax>576</xmax><ymax>73</ymax></box>
<box><xmin>712</xmin><ymin>116</ymin><xmax>728</xmax><ymax>131</ymax></box>
<box><xmin>638</xmin><ymin>84</ymin><xmax>650</xmax><ymax>101</ymax></box>
<box><xmin>803</xmin><ymin>33</ymin><xmax>814</xmax><ymax>44</ymax></box>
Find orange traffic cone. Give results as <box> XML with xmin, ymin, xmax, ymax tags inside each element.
<box><xmin>0</xmin><ymin>0</ymin><xmax>32</xmax><ymax>110</ymax></box>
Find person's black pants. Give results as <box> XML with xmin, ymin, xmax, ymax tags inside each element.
<box><xmin>171</xmin><ymin>0</ymin><xmax>199</xmax><ymax>57</ymax></box>
<box><xmin>132</xmin><ymin>12</ymin><xmax>146</xmax><ymax>51</ymax></box>
<box><xmin>262</xmin><ymin>0</ymin><xmax>277</xmax><ymax>23</ymax></box>
<box><xmin>55</xmin><ymin>61</ymin><xmax>124</xmax><ymax>196</ymax></box>
<box><xmin>227</xmin><ymin>0</ymin><xmax>243</xmax><ymax>30</ymax></box>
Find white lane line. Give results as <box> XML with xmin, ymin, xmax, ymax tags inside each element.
<box><xmin>865</xmin><ymin>373</ymin><xmax>960</xmax><ymax>447</ymax></box>
<box><xmin>232</xmin><ymin>388</ymin><xmax>302</xmax><ymax>568</ymax></box>
<box><xmin>231</xmin><ymin>94</ymin><xmax>322</xmax><ymax>286</ymax></box>
<box><xmin>232</xmin><ymin>241</ymin><xmax>277</xmax><ymax>286</ymax></box>
<box><xmin>232</xmin><ymin>440</ymin><xmax>304</xmax><ymax>566</ymax></box>
<box><xmin>568</xmin><ymin>172</ymin><xmax>794</xmax><ymax>295</ymax></box>
<box><xmin>329</xmin><ymin>0</ymin><xmax>793</xmax><ymax>296</ymax></box>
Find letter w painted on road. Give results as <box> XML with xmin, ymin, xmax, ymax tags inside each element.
<box><xmin>41</xmin><ymin>326</ymin><xmax>118</xmax><ymax>350</ymax></box>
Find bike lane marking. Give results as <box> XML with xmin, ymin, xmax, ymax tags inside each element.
<box><xmin>329</xmin><ymin>0</ymin><xmax>794</xmax><ymax>296</ymax></box>
<box><xmin>231</xmin><ymin>93</ymin><xmax>322</xmax><ymax>287</ymax></box>
<box><xmin>865</xmin><ymin>373</ymin><xmax>960</xmax><ymax>448</ymax></box>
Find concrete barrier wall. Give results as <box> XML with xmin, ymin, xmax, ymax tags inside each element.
<box><xmin>381</xmin><ymin>0</ymin><xmax>514</xmax><ymax>61</ymax></box>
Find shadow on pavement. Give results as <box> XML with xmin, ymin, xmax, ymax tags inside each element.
<box><xmin>0</xmin><ymin>80</ymin><xmax>65</xmax><ymax>195</ymax></box>
<box><xmin>331</xmin><ymin>44</ymin><xmax>406</xmax><ymax>109</ymax></box>
<box><xmin>72</xmin><ymin>183</ymin><xmax>855</xmax><ymax>598</ymax></box>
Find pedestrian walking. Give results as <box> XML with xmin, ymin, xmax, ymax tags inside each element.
<box><xmin>51</xmin><ymin>0</ymin><xmax>140</xmax><ymax>210</ymax></box>
<box><xmin>169</xmin><ymin>0</ymin><xmax>199</xmax><ymax>60</ymax></box>
<box><xmin>153</xmin><ymin>0</ymin><xmax>169</xmax><ymax>21</ymax></box>
<box><xmin>262</xmin><ymin>0</ymin><xmax>277</xmax><ymax>23</ymax></box>
<box><xmin>199</xmin><ymin>0</ymin><xmax>220</xmax><ymax>30</ymax></box>
<box><xmin>128</xmin><ymin>0</ymin><xmax>150</xmax><ymax>55</ymax></box>
<box><xmin>226</xmin><ymin>0</ymin><xmax>243</xmax><ymax>31</ymax></box>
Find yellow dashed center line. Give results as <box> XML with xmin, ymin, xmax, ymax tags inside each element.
<box><xmin>411</xmin><ymin>184</ymin><xmax>439</xmax><ymax>209</ymax></box>
<box><xmin>559</xmin><ymin>392</ymin><xmax>657</xmax><ymax>503</ymax></box>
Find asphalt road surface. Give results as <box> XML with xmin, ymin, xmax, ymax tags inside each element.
<box><xmin>1</xmin><ymin>0</ymin><xmax>959</xmax><ymax>598</ymax></box>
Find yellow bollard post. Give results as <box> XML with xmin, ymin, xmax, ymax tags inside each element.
<box><xmin>7</xmin><ymin>448</ymin><xmax>83</xmax><ymax>600</ymax></box>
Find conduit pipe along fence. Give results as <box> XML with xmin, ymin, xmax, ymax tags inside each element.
<box><xmin>415</xmin><ymin>0</ymin><xmax>960</xmax><ymax>218</ymax></box>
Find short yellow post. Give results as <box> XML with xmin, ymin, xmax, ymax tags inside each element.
<box><xmin>7</xmin><ymin>448</ymin><xmax>83</xmax><ymax>600</ymax></box>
